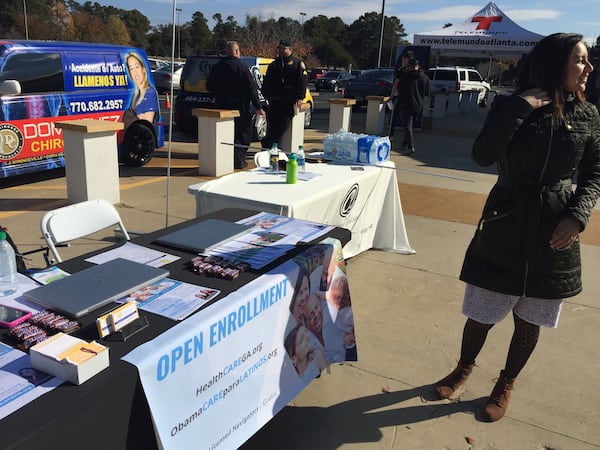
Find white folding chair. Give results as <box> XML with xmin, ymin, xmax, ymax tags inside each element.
<box><xmin>40</xmin><ymin>199</ymin><xmax>130</xmax><ymax>264</ymax></box>
<box><xmin>253</xmin><ymin>150</ymin><xmax>288</xmax><ymax>169</ymax></box>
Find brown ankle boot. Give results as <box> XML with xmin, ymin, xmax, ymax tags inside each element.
<box><xmin>433</xmin><ymin>362</ymin><xmax>474</xmax><ymax>399</ymax></box>
<box><xmin>483</xmin><ymin>370</ymin><xmax>515</xmax><ymax>422</ymax></box>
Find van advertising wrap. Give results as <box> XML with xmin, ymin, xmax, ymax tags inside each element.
<box><xmin>0</xmin><ymin>40</ymin><xmax>164</xmax><ymax>177</ymax></box>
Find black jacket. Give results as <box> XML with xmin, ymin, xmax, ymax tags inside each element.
<box><xmin>460</xmin><ymin>94</ymin><xmax>600</xmax><ymax>299</ymax></box>
<box><xmin>262</xmin><ymin>56</ymin><xmax>307</xmax><ymax>105</ymax></box>
<box><xmin>206</xmin><ymin>56</ymin><xmax>261</xmax><ymax>112</ymax></box>
<box><xmin>397</xmin><ymin>69</ymin><xmax>430</xmax><ymax>114</ymax></box>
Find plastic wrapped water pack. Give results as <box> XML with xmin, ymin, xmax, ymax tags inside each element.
<box><xmin>323</xmin><ymin>129</ymin><xmax>391</xmax><ymax>165</ymax></box>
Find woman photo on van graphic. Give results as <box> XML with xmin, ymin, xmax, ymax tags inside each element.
<box><xmin>125</xmin><ymin>52</ymin><xmax>159</xmax><ymax>126</ymax></box>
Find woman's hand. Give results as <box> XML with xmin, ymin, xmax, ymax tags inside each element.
<box><xmin>519</xmin><ymin>88</ymin><xmax>552</xmax><ymax>109</ymax></box>
<box><xmin>549</xmin><ymin>217</ymin><xmax>582</xmax><ymax>250</ymax></box>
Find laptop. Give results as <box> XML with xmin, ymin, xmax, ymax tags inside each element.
<box><xmin>23</xmin><ymin>258</ymin><xmax>170</xmax><ymax>318</ymax></box>
<box><xmin>155</xmin><ymin>219</ymin><xmax>254</xmax><ymax>253</ymax></box>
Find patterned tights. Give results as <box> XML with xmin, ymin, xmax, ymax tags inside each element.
<box><xmin>459</xmin><ymin>313</ymin><xmax>540</xmax><ymax>379</ymax></box>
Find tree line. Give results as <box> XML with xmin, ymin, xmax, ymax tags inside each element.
<box><xmin>1</xmin><ymin>0</ymin><xmax>411</xmax><ymax>69</ymax></box>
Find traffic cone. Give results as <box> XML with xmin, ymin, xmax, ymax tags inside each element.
<box><xmin>165</xmin><ymin>93</ymin><xmax>171</xmax><ymax>109</ymax></box>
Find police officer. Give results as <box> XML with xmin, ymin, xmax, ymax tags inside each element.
<box><xmin>207</xmin><ymin>41</ymin><xmax>264</xmax><ymax>169</ymax></box>
<box><xmin>261</xmin><ymin>39</ymin><xmax>308</xmax><ymax>150</ymax></box>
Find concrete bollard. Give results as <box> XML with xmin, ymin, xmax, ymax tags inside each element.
<box><xmin>469</xmin><ymin>91</ymin><xmax>479</xmax><ymax>111</ymax></box>
<box><xmin>281</xmin><ymin>103</ymin><xmax>308</xmax><ymax>153</ymax></box>
<box><xmin>56</xmin><ymin>119</ymin><xmax>124</xmax><ymax>204</ymax></box>
<box><xmin>365</xmin><ymin>96</ymin><xmax>390</xmax><ymax>135</ymax></box>
<box><xmin>329</xmin><ymin>98</ymin><xmax>356</xmax><ymax>133</ymax></box>
<box><xmin>431</xmin><ymin>94</ymin><xmax>446</xmax><ymax>118</ymax></box>
<box><xmin>192</xmin><ymin>108</ymin><xmax>239</xmax><ymax>177</ymax></box>
<box><xmin>446</xmin><ymin>93</ymin><xmax>460</xmax><ymax>115</ymax></box>
<box><xmin>459</xmin><ymin>92</ymin><xmax>471</xmax><ymax>113</ymax></box>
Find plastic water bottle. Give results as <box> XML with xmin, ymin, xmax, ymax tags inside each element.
<box><xmin>0</xmin><ymin>231</ymin><xmax>18</xmax><ymax>296</ymax></box>
<box><xmin>286</xmin><ymin>153</ymin><xmax>298</xmax><ymax>184</ymax></box>
<box><xmin>269</xmin><ymin>143</ymin><xmax>279</xmax><ymax>172</ymax></box>
<box><xmin>297</xmin><ymin>145</ymin><xmax>306</xmax><ymax>173</ymax></box>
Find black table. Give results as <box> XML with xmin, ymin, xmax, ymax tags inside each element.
<box><xmin>0</xmin><ymin>208</ymin><xmax>350</xmax><ymax>450</ymax></box>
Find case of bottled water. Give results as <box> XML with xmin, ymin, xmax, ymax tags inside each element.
<box><xmin>323</xmin><ymin>129</ymin><xmax>390</xmax><ymax>166</ymax></box>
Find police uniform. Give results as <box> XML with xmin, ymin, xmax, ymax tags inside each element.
<box><xmin>206</xmin><ymin>55</ymin><xmax>262</xmax><ymax>168</ymax></box>
<box><xmin>261</xmin><ymin>40</ymin><xmax>307</xmax><ymax>150</ymax></box>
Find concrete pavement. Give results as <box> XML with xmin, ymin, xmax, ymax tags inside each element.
<box><xmin>1</xmin><ymin>105</ymin><xmax>599</xmax><ymax>449</ymax></box>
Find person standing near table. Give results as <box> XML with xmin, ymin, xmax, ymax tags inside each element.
<box><xmin>261</xmin><ymin>39</ymin><xmax>308</xmax><ymax>150</ymax></box>
<box><xmin>206</xmin><ymin>41</ymin><xmax>264</xmax><ymax>169</ymax></box>
<box><xmin>432</xmin><ymin>32</ymin><xmax>600</xmax><ymax>422</ymax></box>
<box><xmin>396</xmin><ymin>58</ymin><xmax>429</xmax><ymax>156</ymax></box>
<box><xmin>389</xmin><ymin>49</ymin><xmax>414</xmax><ymax>137</ymax></box>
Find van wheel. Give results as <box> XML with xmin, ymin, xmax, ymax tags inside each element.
<box><xmin>122</xmin><ymin>122</ymin><xmax>155</xmax><ymax>167</ymax></box>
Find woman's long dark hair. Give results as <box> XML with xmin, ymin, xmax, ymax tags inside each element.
<box><xmin>517</xmin><ymin>32</ymin><xmax>585</xmax><ymax>116</ymax></box>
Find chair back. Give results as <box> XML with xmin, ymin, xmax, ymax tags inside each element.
<box><xmin>41</xmin><ymin>199</ymin><xmax>130</xmax><ymax>263</ymax></box>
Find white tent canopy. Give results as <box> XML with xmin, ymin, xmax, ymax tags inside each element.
<box><xmin>413</xmin><ymin>2</ymin><xmax>544</xmax><ymax>58</ymax></box>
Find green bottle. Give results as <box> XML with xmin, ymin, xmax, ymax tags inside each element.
<box><xmin>286</xmin><ymin>153</ymin><xmax>298</xmax><ymax>184</ymax></box>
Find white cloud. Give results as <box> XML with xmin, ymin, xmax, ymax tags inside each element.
<box><xmin>502</xmin><ymin>9</ymin><xmax>561</xmax><ymax>21</ymax></box>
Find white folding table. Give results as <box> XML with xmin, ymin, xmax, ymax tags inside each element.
<box><xmin>188</xmin><ymin>161</ymin><xmax>415</xmax><ymax>258</ymax></box>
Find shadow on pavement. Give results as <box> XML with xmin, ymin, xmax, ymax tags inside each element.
<box><xmin>241</xmin><ymin>384</ymin><xmax>487</xmax><ymax>449</ymax></box>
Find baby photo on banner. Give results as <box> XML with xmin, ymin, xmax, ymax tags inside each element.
<box><xmin>284</xmin><ymin>238</ymin><xmax>357</xmax><ymax>383</ymax></box>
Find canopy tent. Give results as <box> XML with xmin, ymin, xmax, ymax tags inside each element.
<box><xmin>413</xmin><ymin>2</ymin><xmax>544</xmax><ymax>59</ymax></box>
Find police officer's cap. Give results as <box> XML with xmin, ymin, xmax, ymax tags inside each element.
<box><xmin>277</xmin><ymin>39</ymin><xmax>292</xmax><ymax>48</ymax></box>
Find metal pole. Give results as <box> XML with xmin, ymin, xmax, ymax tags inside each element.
<box><xmin>377</xmin><ymin>0</ymin><xmax>385</xmax><ymax>68</ymax></box>
<box><xmin>300</xmin><ymin>12</ymin><xmax>306</xmax><ymax>40</ymax></box>
<box><xmin>165</xmin><ymin>1</ymin><xmax>177</xmax><ymax>228</ymax></box>
<box><xmin>176</xmin><ymin>8</ymin><xmax>182</xmax><ymax>60</ymax></box>
<box><xmin>23</xmin><ymin>0</ymin><xmax>29</xmax><ymax>40</ymax></box>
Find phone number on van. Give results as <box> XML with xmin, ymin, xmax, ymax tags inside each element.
<box><xmin>69</xmin><ymin>99</ymin><xmax>124</xmax><ymax>113</ymax></box>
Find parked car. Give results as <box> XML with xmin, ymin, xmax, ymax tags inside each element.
<box><xmin>426</xmin><ymin>66</ymin><xmax>490</xmax><ymax>104</ymax></box>
<box><xmin>308</xmin><ymin>68</ymin><xmax>325</xmax><ymax>81</ymax></box>
<box><xmin>174</xmin><ymin>55</ymin><xmax>313</xmax><ymax>137</ymax></box>
<box><xmin>343</xmin><ymin>68</ymin><xmax>395</xmax><ymax>109</ymax></box>
<box><xmin>152</xmin><ymin>63</ymin><xmax>184</xmax><ymax>94</ymax></box>
<box><xmin>314</xmin><ymin>70</ymin><xmax>354</xmax><ymax>92</ymax></box>
<box><xmin>147</xmin><ymin>57</ymin><xmax>169</xmax><ymax>72</ymax></box>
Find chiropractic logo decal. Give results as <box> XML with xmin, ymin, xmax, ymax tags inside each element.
<box><xmin>0</xmin><ymin>123</ymin><xmax>24</xmax><ymax>160</ymax></box>
<box><xmin>340</xmin><ymin>183</ymin><xmax>359</xmax><ymax>217</ymax></box>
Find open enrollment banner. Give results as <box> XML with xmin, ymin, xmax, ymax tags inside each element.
<box><xmin>123</xmin><ymin>238</ymin><xmax>357</xmax><ymax>450</ymax></box>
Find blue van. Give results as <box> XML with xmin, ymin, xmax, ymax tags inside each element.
<box><xmin>0</xmin><ymin>40</ymin><xmax>164</xmax><ymax>178</ymax></box>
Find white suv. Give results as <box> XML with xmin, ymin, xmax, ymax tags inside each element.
<box><xmin>426</xmin><ymin>66</ymin><xmax>490</xmax><ymax>104</ymax></box>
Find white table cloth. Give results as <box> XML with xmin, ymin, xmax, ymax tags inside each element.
<box><xmin>188</xmin><ymin>161</ymin><xmax>415</xmax><ymax>258</ymax></box>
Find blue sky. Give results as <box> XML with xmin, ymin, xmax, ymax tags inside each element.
<box><xmin>94</xmin><ymin>0</ymin><xmax>600</xmax><ymax>46</ymax></box>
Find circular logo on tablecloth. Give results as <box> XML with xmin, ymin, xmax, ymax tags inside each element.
<box><xmin>340</xmin><ymin>183</ymin><xmax>359</xmax><ymax>217</ymax></box>
<box><xmin>0</xmin><ymin>123</ymin><xmax>24</xmax><ymax>160</ymax></box>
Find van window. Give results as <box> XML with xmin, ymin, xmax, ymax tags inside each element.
<box><xmin>1</xmin><ymin>53</ymin><xmax>64</xmax><ymax>93</ymax></box>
